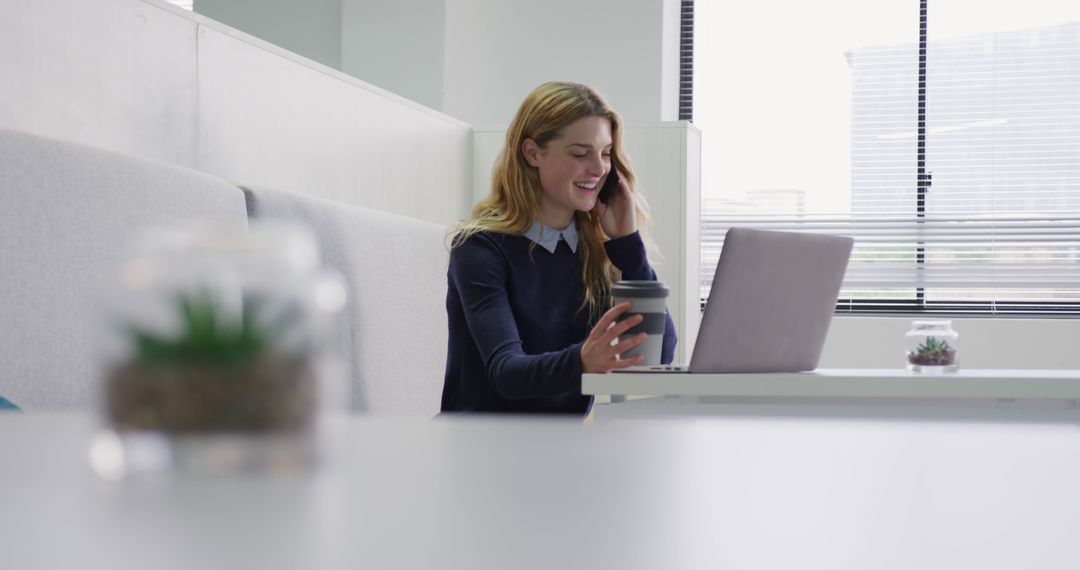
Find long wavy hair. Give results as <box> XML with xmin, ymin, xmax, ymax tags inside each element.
<box><xmin>451</xmin><ymin>81</ymin><xmax>657</xmax><ymax>323</ymax></box>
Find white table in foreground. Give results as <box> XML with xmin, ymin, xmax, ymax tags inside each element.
<box><xmin>584</xmin><ymin>368</ymin><xmax>1080</xmax><ymax>421</ymax></box>
<box><xmin>3</xmin><ymin>412</ymin><xmax>1080</xmax><ymax>569</ymax></box>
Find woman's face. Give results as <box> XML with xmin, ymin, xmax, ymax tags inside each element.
<box><xmin>523</xmin><ymin>115</ymin><xmax>613</xmax><ymax>228</ymax></box>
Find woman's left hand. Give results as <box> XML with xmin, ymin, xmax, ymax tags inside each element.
<box><xmin>596</xmin><ymin>171</ymin><xmax>637</xmax><ymax>239</ymax></box>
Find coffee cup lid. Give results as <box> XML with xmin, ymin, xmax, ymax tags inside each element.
<box><xmin>611</xmin><ymin>280</ymin><xmax>669</xmax><ymax>298</ymax></box>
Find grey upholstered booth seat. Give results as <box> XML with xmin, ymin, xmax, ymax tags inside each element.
<box><xmin>0</xmin><ymin>128</ymin><xmax>248</xmax><ymax>410</ymax></box>
<box><xmin>243</xmin><ymin>186</ymin><xmax>448</xmax><ymax>417</ymax></box>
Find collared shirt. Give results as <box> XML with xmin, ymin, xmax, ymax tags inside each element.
<box><xmin>523</xmin><ymin>219</ymin><xmax>579</xmax><ymax>253</ymax></box>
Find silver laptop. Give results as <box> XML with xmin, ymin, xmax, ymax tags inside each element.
<box><xmin>618</xmin><ymin>228</ymin><xmax>853</xmax><ymax>374</ymax></box>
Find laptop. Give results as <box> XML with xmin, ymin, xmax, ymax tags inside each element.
<box><xmin>617</xmin><ymin>228</ymin><xmax>853</xmax><ymax>374</ymax></box>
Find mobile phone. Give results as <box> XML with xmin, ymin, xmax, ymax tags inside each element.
<box><xmin>598</xmin><ymin>165</ymin><xmax>620</xmax><ymax>204</ymax></box>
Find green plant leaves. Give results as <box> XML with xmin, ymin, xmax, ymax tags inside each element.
<box><xmin>127</xmin><ymin>289</ymin><xmax>303</xmax><ymax>368</ymax></box>
<box><xmin>917</xmin><ymin>336</ymin><xmax>951</xmax><ymax>354</ymax></box>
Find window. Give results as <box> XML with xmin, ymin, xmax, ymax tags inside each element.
<box><xmin>694</xmin><ymin>0</ymin><xmax>1080</xmax><ymax>315</ymax></box>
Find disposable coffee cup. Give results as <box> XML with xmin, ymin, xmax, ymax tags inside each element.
<box><xmin>611</xmin><ymin>280</ymin><xmax>669</xmax><ymax>365</ymax></box>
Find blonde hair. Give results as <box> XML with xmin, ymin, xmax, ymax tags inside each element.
<box><xmin>450</xmin><ymin>81</ymin><xmax>657</xmax><ymax>323</ymax></box>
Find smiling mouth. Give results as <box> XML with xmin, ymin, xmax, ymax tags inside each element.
<box><xmin>574</xmin><ymin>181</ymin><xmax>598</xmax><ymax>190</ymax></box>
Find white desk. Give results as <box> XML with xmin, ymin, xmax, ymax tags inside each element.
<box><xmin>584</xmin><ymin>369</ymin><xmax>1080</xmax><ymax>422</ymax></box>
<box><xmin>3</xmin><ymin>412</ymin><xmax>1080</xmax><ymax>569</ymax></box>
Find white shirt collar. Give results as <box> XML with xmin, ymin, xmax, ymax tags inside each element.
<box><xmin>524</xmin><ymin>219</ymin><xmax>579</xmax><ymax>254</ymax></box>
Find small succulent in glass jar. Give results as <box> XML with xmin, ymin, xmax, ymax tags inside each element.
<box><xmin>907</xmin><ymin>336</ymin><xmax>957</xmax><ymax>367</ymax></box>
<box><xmin>104</xmin><ymin>289</ymin><xmax>316</xmax><ymax>433</ymax></box>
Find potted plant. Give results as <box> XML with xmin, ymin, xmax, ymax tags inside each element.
<box><xmin>105</xmin><ymin>289</ymin><xmax>317</xmax><ymax>433</ymax></box>
<box><xmin>905</xmin><ymin>320</ymin><xmax>959</xmax><ymax>372</ymax></box>
<box><xmin>906</xmin><ymin>336</ymin><xmax>958</xmax><ymax>368</ymax></box>
<box><xmin>96</xmin><ymin>222</ymin><xmax>346</xmax><ymax>475</ymax></box>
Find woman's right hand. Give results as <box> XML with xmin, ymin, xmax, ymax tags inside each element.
<box><xmin>581</xmin><ymin>302</ymin><xmax>647</xmax><ymax>373</ymax></box>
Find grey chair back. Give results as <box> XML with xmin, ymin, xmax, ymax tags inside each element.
<box><xmin>243</xmin><ymin>186</ymin><xmax>448</xmax><ymax>417</ymax></box>
<box><xmin>0</xmin><ymin>128</ymin><xmax>248</xmax><ymax>410</ymax></box>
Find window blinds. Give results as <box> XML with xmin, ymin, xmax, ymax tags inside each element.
<box><xmin>679</xmin><ymin>1</ymin><xmax>694</xmax><ymax>121</ymax></box>
<box><xmin>700</xmin><ymin>11</ymin><xmax>1080</xmax><ymax>315</ymax></box>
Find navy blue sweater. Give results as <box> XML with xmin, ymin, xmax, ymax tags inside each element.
<box><xmin>440</xmin><ymin>230</ymin><xmax>676</xmax><ymax>415</ymax></box>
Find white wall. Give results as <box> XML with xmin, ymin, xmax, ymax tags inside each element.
<box><xmin>340</xmin><ymin>0</ymin><xmax>445</xmax><ymax>111</ymax></box>
<box><xmin>188</xmin><ymin>0</ymin><xmax>682</xmax><ymax>126</ymax></box>
<box><xmin>659</xmin><ymin>0</ymin><xmax>682</xmax><ymax>122</ymax></box>
<box><xmin>194</xmin><ymin>25</ymin><xmax>472</xmax><ymax>223</ymax></box>
<box><xmin>0</xmin><ymin>0</ymin><xmax>473</xmax><ymax>226</ymax></box>
<box><xmin>0</xmin><ymin>0</ymin><xmax>198</xmax><ymax>166</ymax></box>
<box><xmin>443</xmin><ymin>0</ymin><xmax>681</xmax><ymax>125</ymax></box>
<box><xmin>195</xmin><ymin>0</ymin><xmax>343</xmax><ymax>69</ymax></box>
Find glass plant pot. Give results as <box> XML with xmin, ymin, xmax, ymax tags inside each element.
<box><xmin>905</xmin><ymin>320</ymin><xmax>959</xmax><ymax>373</ymax></box>
<box><xmin>95</xmin><ymin>220</ymin><xmax>346</xmax><ymax>476</ymax></box>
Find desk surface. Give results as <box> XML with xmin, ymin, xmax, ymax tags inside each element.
<box><xmin>584</xmin><ymin>368</ymin><xmax>1080</xmax><ymax>399</ymax></box>
<box><xmin>2</xmin><ymin>412</ymin><xmax>1080</xmax><ymax>569</ymax></box>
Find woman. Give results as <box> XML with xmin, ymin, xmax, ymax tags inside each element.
<box><xmin>441</xmin><ymin>81</ymin><xmax>676</xmax><ymax>415</ymax></box>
